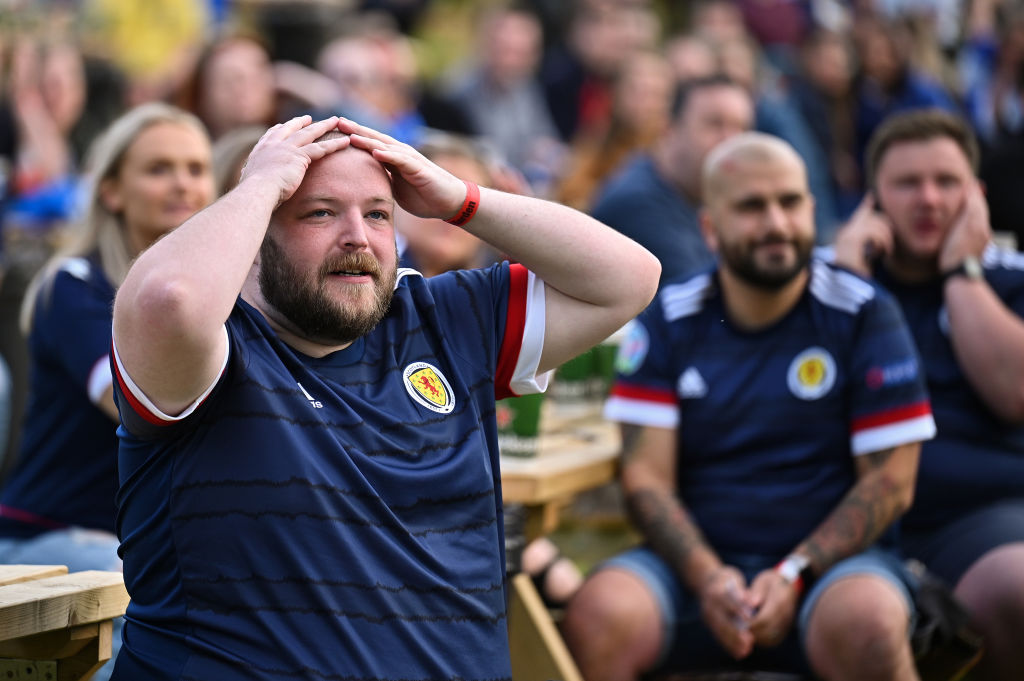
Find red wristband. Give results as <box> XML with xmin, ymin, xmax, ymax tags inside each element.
<box><xmin>445</xmin><ymin>180</ymin><xmax>480</xmax><ymax>227</ymax></box>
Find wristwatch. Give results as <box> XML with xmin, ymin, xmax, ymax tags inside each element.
<box><xmin>940</xmin><ymin>255</ymin><xmax>984</xmax><ymax>284</ymax></box>
<box><xmin>775</xmin><ymin>553</ymin><xmax>813</xmax><ymax>594</ymax></box>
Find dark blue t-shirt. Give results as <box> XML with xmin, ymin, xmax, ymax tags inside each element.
<box><xmin>876</xmin><ymin>246</ymin><xmax>1024</xmax><ymax>534</ymax></box>
<box><xmin>605</xmin><ymin>261</ymin><xmax>936</xmax><ymax>556</ymax></box>
<box><xmin>0</xmin><ymin>257</ymin><xmax>118</xmax><ymax>536</ymax></box>
<box><xmin>111</xmin><ymin>263</ymin><xmax>547</xmax><ymax>681</ymax></box>
<box><xmin>591</xmin><ymin>155</ymin><xmax>715</xmax><ymax>286</ymax></box>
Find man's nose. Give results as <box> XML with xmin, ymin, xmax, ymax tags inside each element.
<box><xmin>335</xmin><ymin>211</ymin><xmax>371</xmax><ymax>249</ymax></box>
<box><xmin>762</xmin><ymin>201</ymin><xmax>788</xmax><ymax>233</ymax></box>
<box><xmin>917</xmin><ymin>180</ymin><xmax>943</xmax><ymax>206</ymax></box>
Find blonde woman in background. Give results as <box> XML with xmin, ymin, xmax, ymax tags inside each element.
<box><xmin>0</xmin><ymin>102</ymin><xmax>214</xmax><ymax>681</ymax></box>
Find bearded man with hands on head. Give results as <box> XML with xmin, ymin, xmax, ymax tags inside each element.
<box><xmin>107</xmin><ymin>114</ymin><xmax>659</xmax><ymax>681</ymax></box>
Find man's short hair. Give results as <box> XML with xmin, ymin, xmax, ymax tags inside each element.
<box><xmin>865</xmin><ymin>109</ymin><xmax>980</xmax><ymax>190</ymax></box>
<box><xmin>670</xmin><ymin>73</ymin><xmax>744</xmax><ymax>121</ymax></box>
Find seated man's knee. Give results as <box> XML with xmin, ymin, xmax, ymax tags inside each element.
<box><xmin>956</xmin><ymin>543</ymin><xmax>1024</xmax><ymax>627</ymax></box>
<box><xmin>805</xmin><ymin>576</ymin><xmax>911</xmax><ymax>676</ymax></box>
<box><xmin>562</xmin><ymin>569</ymin><xmax>663</xmax><ymax>675</ymax></box>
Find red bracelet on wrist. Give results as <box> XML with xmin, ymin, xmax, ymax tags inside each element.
<box><xmin>445</xmin><ymin>180</ymin><xmax>480</xmax><ymax>227</ymax></box>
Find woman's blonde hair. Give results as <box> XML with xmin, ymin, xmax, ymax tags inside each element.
<box><xmin>19</xmin><ymin>102</ymin><xmax>210</xmax><ymax>333</ymax></box>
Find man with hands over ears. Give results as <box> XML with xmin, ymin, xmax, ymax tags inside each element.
<box><xmin>108</xmin><ymin>115</ymin><xmax>659</xmax><ymax>681</ymax></box>
<box><xmin>834</xmin><ymin>109</ymin><xmax>1024</xmax><ymax>681</ymax></box>
<box><xmin>562</xmin><ymin>132</ymin><xmax>935</xmax><ymax>681</ymax></box>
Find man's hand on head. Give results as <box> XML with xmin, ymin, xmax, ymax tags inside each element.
<box><xmin>238</xmin><ymin>116</ymin><xmax>350</xmax><ymax>207</ymax></box>
<box><xmin>939</xmin><ymin>180</ymin><xmax>992</xmax><ymax>272</ymax></box>
<box><xmin>337</xmin><ymin>118</ymin><xmax>468</xmax><ymax>221</ymax></box>
<box><xmin>833</xmin><ymin>193</ymin><xmax>894</xmax><ymax>278</ymax></box>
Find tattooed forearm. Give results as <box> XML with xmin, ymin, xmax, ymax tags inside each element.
<box><xmin>625</xmin><ymin>487</ymin><xmax>714</xmax><ymax>588</ymax></box>
<box><xmin>801</xmin><ymin>447</ymin><xmax>905</xmax><ymax>572</ymax></box>
<box><xmin>619</xmin><ymin>424</ymin><xmax>645</xmax><ymax>465</ymax></box>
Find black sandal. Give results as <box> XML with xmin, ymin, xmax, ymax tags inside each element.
<box><xmin>528</xmin><ymin>551</ymin><xmax>571</xmax><ymax>609</ymax></box>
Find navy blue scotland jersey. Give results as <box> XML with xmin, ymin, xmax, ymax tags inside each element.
<box><xmin>111</xmin><ymin>263</ymin><xmax>548</xmax><ymax>681</ymax></box>
<box><xmin>876</xmin><ymin>245</ymin><xmax>1024</xmax><ymax>533</ymax></box>
<box><xmin>605</xmin><ymin>261</ymin><xmax>936</xmax><ymax>557</ymax></box>
<box><xmin>0</xmin><ymin>257</ymin><xmax>118</xmax><ymax>536</ymax></box>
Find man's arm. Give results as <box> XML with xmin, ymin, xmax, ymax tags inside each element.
<box><xmin>112</xmin><ymin>116</ymin><xmax>349</xmax><ymax>415</ymax></box>
<box><xmin>340</xmin><ymin>119</ymin><xmax>661</xmax><ymax>373</ymax></box>
<box><xmin>940</xmin><ymin>183</ymin><xmax>1024</xmax><ymax>422</ymax></box>
<box><xmin>620</xmin><ymin>423</ymin><xmax>755</xmax><ymax>659</ymax></box>
<box><xmin>746</xmin><ymin>443</ymin><xmax>919</xmax><ymax>647</ymax></box>
<box><xmin>944</xmin><ymin>277</ymin><xmax>1024</xmax><ymax>422</ymax></box>
<box><xmin>794</xmin><ymin>443</ymin><xmax>919</xmax><ymax>574</ymax></box>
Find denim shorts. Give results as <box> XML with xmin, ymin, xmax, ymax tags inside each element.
<box><xmin>903</xmin><ymin>498</ymin><xmax>1024</xmax><ymax>586</ymax></box>
<box><xmin>600</xmin><ymin>545</ymin><xmax>915</xmax><ymax>674</ymax></box>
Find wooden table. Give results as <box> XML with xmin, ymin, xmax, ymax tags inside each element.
<box><xmin>501</xmin><ymin>404</ymin><xmax>621</xmax><ymax>681</ymax></box>
<box><xmin>501</xmin><ymin>404</ymin><xmax>621</xmax><ymax>540</ymax></box>
<box><xmin>0</xmin><ymin>565</ymin><xmax>129</xmax><ymax>680</ymax></box>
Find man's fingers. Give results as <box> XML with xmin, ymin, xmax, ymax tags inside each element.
<box><xmin>348</xmin><ymin>133</ymin><xmax>388</xmax><ymax>154</ymax></box>
<box><xmin>265</xmin><ymin>115</ymin><xmax>312</xmax><ymax>140</ymax></box>
<box><xmin>337</xmin><ymin>117</ymin><xmax>401</xmax><ymax>147</ymax></box>
<box><xmin>302</xmin><ymin>135</ymin><xmax>351</xmax><ymax>161</ymax></box>
<box><xmin>853</xmin><ymin>192</ymin><xmax>876</xmax><ymax>217</ymax></box>
<box><xmin>289</xmin><ymin>116</ymin><xmax>341</xmax><ymax>147</ymax></box>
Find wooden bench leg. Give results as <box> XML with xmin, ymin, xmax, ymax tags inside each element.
<box><xmin>508</xmin><ymin>572</ymin><xmax>582</xmax><ymax>681</ymax></box>
<box><xmin>0</xmin><ymin>620</ymin><xmax>112</xmax><ymax>681</ymax></box>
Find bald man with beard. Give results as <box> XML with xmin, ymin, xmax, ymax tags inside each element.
<box><xmin>563</xmin><ymin>132</ymin><xmax>936</xmax><ymax>681</ymax></box>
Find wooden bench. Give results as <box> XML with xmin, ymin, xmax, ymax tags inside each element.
<box><xmin>502</xmin><ymin>409</ymin><xmax>620</xmax><ymax>681</ymax></box>
<box><xmin>0</xmin><ymin>565</ymin><xmax>129</xmax><ymax>680</ymax></box>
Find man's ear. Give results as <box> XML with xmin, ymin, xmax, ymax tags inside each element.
<box><xmin>700</xmin><ymin>209</ymin><xmax>719</xmax><ymax>253</ymax></box>
<box><xmin>98</xmin><ymin>177</ymin><xmax>122</xmax><ymax>214</ymax></box>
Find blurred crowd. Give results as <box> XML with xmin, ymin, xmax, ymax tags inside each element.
<box><xmin>1</xmin><ymin>0</ymin><xmax>1023</xmax><ymax>464</ymax></box>
<box><xmin>5</xmin><ymin>0</ymin><xmax>1024</xmax><ymax>241</ymax></box>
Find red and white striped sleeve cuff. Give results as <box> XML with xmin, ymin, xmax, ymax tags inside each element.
<box><xmin>495</xmin><ymin>264</ymin><xmax>550</xmax><ymax>398</ymax></box>
<box><xmin>603</xmin><ymin>382</ymin><xmax>678</xmax><ymax>429</ymax></box>
<box><xmin>850</xmin><ymin>401</ymin><xmax>936</xmax><ymax>455</ymax></box>
<box><xmin>111</xmin><ymin>326</ymin><xmax>230</xmax><ymax>426</ymax></box>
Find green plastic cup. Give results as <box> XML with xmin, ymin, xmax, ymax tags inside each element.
<box><xmin>496</xmin><ymin>392</ymin><xmax>546</xmax><ymax>457</ymax></box>
<box><xmin>589</xmin><ymin>342</ymin><xmax>619</xmax><ymax>400</ymax></box>
<box><xmin>551</xmin><ymin>350</ymin><xmax>594</xmax><ymax>406</ymax></box>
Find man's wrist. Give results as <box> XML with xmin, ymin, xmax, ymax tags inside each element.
<box><xmin>445</xmin><ymin>180</ymin><xmax>480</xmax><ymax>227</ymax></box>
<box><xmin>775</xmin><ymin>553</ymin><xmax>812</xmax><ymax>596</ymax></box>
<box><xmin>940</xmin><ymin>255</ymin><xmax>984</xmax><ymax>285</ymax></box>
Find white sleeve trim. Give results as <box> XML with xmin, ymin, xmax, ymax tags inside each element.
<box><xmin>111</xmin><ymin>326</ymin><xmax>230</xmax><ymax>422</ymax></box>
<box><xmin>509</xmin><ymin>272</ymin><xmax>550</xmax><ymax>394</ymax></box>
<box><xmin>604</xmin><ymin>396</ymin><xmax>678</xmax><ymax>428</ymax></box>
<box><xmin>87</xmin><ymin>355</ymin><xmax>113</xmax><ymax>405</ymax></box>
<box><xmin>851</xmin><ymin>414</ymin><xmax>937</xmax><ymax>456</ymax></box>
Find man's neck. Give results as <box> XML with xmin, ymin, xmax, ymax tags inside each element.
<box><xmin>717</xmin><ymin>267</ymin><xmax>809</xmax><ymax>331</ymax></box>
<box><xmin>240</xmin><ymin>276</ymin><xmax>354</xmax><ymax>358</ymax></box>
<box><xmin>652</xmin><ymin>148</ymin><xmax>700</xmax><ymax>205</ymax></box>
<box><xmin>881</xmin><ymin>251</ymin><xmax>940</xmax><ymax>285</ymax></box>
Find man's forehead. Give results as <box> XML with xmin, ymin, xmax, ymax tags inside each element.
<box><xmin>711</xmin><ymin>155</ymin><xmax>806</xmax><ymax>199</ymax></box>
<box><xmin>687</xmin><ymin>85</ymin><xmax>751</xmax><ymax>116</ymax></box>
<box><xmin>880</xmin><ymin>137</ymin><xmax>969</xmax><ymax>172</ymax></box>
<box><xmin>299</xmin><ymin>147</ymin><xmax>391</xmax><ymax>195</ymax></box>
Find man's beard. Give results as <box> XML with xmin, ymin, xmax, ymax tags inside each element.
<box><xmin>720</xmin><ymin>236</ymin><xmax>813</xmax><ymax>291</ymax></box>
<box><xmin>258</xmin><ymin>235</ymin><xmax>398</xmax><ymax>346</ymax></box>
